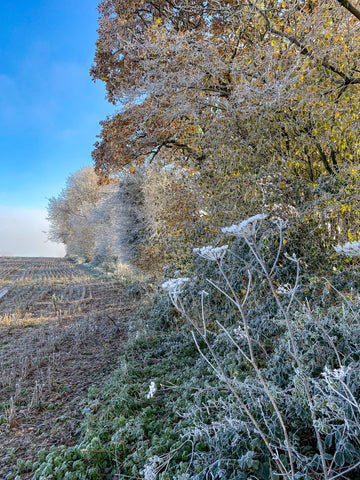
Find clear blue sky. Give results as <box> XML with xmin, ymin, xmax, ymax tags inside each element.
<box><xmin>0</xmin><ymin>0</ymin><xmax>113</xmax><ymax>255</ymax></box>
<box><xmin>0</xmin><ymin>0</ymin><xmax>111</xmax><ymax>208</ymax></box>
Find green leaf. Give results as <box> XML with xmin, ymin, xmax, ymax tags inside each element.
<box><xmin>334</xmin><ymin>451</ymin><xmax>345</xmax><ymax>467</ymax></box>
<box><xmin>325</xmin><ymin>433</ymin><xmax>333</xmax><ymax>448</ymax></box>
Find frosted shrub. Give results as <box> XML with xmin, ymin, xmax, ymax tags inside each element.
<box><xmin>162</xmin><ymin>215</ymin><xmax>360</xmax><ymax>480</ymax></box>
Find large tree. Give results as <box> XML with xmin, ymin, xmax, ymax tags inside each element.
<box><xmin>90</xmin><ymin>0</ymin><xmax>360</xmax><ymax>270</ymax></box>
<box><xmin>91</xmin><ymin>0</ymin><xmax>360</xmax><ymax>180</ymax></box>
<box><xmin>47</xmin><ymin>167</ymin><xmax>104</xmax><ymax>260</ymax></box>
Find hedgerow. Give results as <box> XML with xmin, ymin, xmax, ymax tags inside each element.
<box><xmin>23</xmin><ymin>216</ymin><xmax>360</xmax><ymax>480</ymax></box>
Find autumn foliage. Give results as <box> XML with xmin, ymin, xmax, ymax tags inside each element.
<box><xmin>49</xmin><ymin>1</ymin><xmax>360</xmax><ymax>271</ymax></box>
<box><xmin>82</xmin><ymin>0</ymin><xmax>360</xmax><ymax>270</ymax></box>
<box><xmin>92</xmin><ymin>0</ymin><xmax>360</xmax><ymax>174</ymax></box>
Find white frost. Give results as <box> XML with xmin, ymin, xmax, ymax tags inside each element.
<box><xmin>221</xmin><ymin>214</ymin><xmax>268</xmax><ymax>238</ymax></box>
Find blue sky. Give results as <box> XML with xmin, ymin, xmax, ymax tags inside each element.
<box><xmin>0</xmin><ymin>0</ymin><xmax>112</xmax><ymax>255</ymax></box>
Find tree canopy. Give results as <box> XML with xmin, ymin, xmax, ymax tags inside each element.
<box><xmin>91</xmin><ymin>0</ymin><xmax>360</xmax><ymax>181</ymax></box>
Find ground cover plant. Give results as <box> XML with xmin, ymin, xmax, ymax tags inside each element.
<box><xmin>19</xmin><ymin>216</ymin><xmax>360</xmax><ymax>480</ymax></box>
<box><xmin>161</xmin><ymin>216</ymin><xmax>360</xmax><ymax>479</ymax></box>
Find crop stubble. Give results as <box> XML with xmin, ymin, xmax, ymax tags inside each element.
<box><xmin>0</xmin><ymin>257</ymin><xmax>134</xmax><ymax>478</ymax></box>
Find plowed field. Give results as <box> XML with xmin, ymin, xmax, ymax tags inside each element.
<box><xmin>0</xmin><ymin>257</ymin><xmax>134</xmax><ymax>478</ymax></box>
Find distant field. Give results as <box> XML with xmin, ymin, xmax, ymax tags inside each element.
<box><xmin>0</xmin><ymin>257</ymin><xmax>132</xmax><ymax>478</ymax></box>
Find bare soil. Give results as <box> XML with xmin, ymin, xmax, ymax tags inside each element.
<box><xmin>0</xmin><ymin>257</ymin><xmax>136</xmax><ymax>479</ymax></box>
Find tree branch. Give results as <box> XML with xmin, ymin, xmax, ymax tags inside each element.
<box><xmin>316</xmin><ymin>143</ymin><xmax>334</xmax><ymax>175</ymax></box>
<box><xmin>336</xmin><ymin>0</ymin><xmax>360</xmax><ymax>22</ymax></box>
<box><xmin>252</xmin><ymin>1</ymin><xmax>360</xmax><ymax>87</ymax></box>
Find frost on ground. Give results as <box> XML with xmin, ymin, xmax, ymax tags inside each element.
<box><xmin>0</xmin><ymin>257</ymin><xmax>135</xmax><ymax>479</ymax></box>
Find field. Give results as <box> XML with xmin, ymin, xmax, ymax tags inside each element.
<box><xmin>0</xmin><ymin>257</ymin><xmax>135</xmax><ymax>478</ymax></box>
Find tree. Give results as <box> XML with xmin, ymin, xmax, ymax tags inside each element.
<box><xmin>91</xmin><ymin>0</ymin><xmax>360</xmax><ymax>179</ymax></box>
<box><xmin>90</xmin><ymin>172</ymin><xmax>146</xmax><ymax>266</ymax></box>
<box><xmin>47</xmin><ymin>166</ymin><xmax>147</xmax><ymax>268</ymax></box>
<box><xmin>47</xmin><ymin>167</ymin><xmax>104</xmax><ymax>261</ymax></box>
<box><xmin>90</xmin><ymin>0</ymin><xmax>360</xmax><ymax>271</ymax></box>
